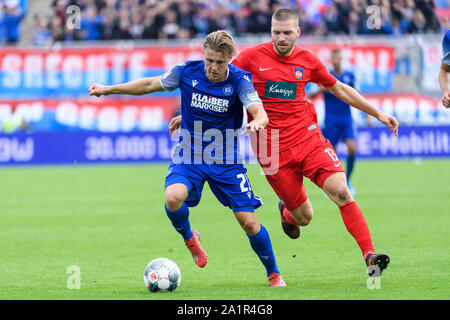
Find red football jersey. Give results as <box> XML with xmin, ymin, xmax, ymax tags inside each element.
<box><xmin>232</xmin><ymin>42</ymin><xmax>337</xmax><ymax>154</ymax></box>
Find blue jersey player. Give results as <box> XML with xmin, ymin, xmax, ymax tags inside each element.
<box><xmin>89</xmin><ymin>30</ymin><xmax>286</xmax><ymax>287</ymax></box>
<box><xmin>310</xmin><ymin>48</ymin><xmax>361</xmax><ymax>196</ymax></box>
<box><xmin>439</xmin><ymin>29</ymin><xmax>450</xmax><ymax>109</ymax></box>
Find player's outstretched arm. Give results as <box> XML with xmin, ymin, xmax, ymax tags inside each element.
<box><xmin>89</xmin><ymin>76</ymin><xmax>165</xmax><ymax>97</ymax></box>
<box><xmin>327</xmin><ymin>80</ymin><xmax>399</xmax><ymax>136</ymax></box>
<box><xmin>242</xmin><ymin>103</ymin><xmax>269</xmax><ymax>135</ymax></box>
<box><xmin>438</xmin><ymin>63</ymin><xmax>450</xmax><ymax>108</ymax></box>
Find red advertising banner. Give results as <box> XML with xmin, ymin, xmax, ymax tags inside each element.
<box><xmin>0</xmin><ymin>43</ymin><xmax>394</xmax><ymax>96</ymax></box>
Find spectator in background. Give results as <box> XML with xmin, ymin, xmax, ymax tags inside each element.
<box><xmin>160</xmin><ymin>9</ymin><xmax>179</xmax><ymax>39</ymax></box>
<box><xmin>324</xmin><ymin>1</ymin><xmax>346</xmax><ymax>34</ymax></box>
<box><xmin>80</xmin><ymin>4</ymin><xmax>103</xmax><ymax>40</ymax></box>
<box><xmin>142</xmin><ymin>9</ymin><xmax>159</xmax><ymax>39</ymax></box>
<box><xmin>113</xmin><ymin>16</ymin><xmax>132</xmax><ymax>39</ymax></box>
<box><xmin>129</xmin><ymin>9</ymin><xmax>144</xmax><ymax>39</ymax></box>
<box><xmin>177</xmin><ymin>1</ymin><xmax>195</xmax><ymax>37</ymax></box>
<box><xmin>100</xmin><ymin>7</ymin><xmax>117</xmax><ymax>40</ymax></box>
<box><xmin>2</xmin><ymin>0</ymin><xmax>27</xmax><ymax>45</ymax></box>
<box><xmin>50</xmin><ymin>14</ymin><xmax>65</xmax><ymax>42</ymax></box>
<box><xmin>192</xmin><ymin>3</ymin><xmax>215</xmax><ymax>38</ymax></box>
<box><xmin>31</xmin><ymin>14</ymin><xmax>52</xmax><ymax>47</ymax></box>
<box><xmin>248</xmin><ymin>0</ymin><xmax>272</xmax><ymax>34</ymax></box>
<box><xmin>232</xmin><ymin>7</ymin><xmax>250</xmax><ymax>35</ymax></box>
<box><xmin>407</xmin><ymin>9</ymin><xmax>427</xmax><ymax>33</ymax></box>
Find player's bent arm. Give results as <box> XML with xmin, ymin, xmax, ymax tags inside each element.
<box><xmin>327</xmin><ymin>80</ymin><xmax>399</xmax><ymax>135</ymax></box>
<box><xmin>247</xmin><ymin>103</ymin><xmax>269</xmax><ymax>127</ymax></box>
<box><xmin>242</xmin><ymin>103</ymin><xmax>269</xmax><ymax>134</ymax></box>
<box><xmin>89</xmin><ymin>76</ymin><xmax>165</xmax><ymax>97</ymax></box>
<box><xmin>327</xmin><ymin>81</ymin><xmax>380</xmax><ymax>118</ymax></box>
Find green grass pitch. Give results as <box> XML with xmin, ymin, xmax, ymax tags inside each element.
<box><xmin>0</xmin><ymin>159</ymin><xmax>449</xmax><ymax>300</ymax></box>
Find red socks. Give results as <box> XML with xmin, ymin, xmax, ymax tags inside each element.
<box><xmin>283</xmin><ymin>208</ymin><xmax>298</xmax><ymax>225</ymax></box>
<box><xmin>339</xmin><ymin>201</ymin><xmax>375</xmax><ymax>259</ymax></box>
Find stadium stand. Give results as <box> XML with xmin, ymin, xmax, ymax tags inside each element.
<box><xmin>3</xmin><ymin>0</ymin><xmax>444</xmax><ymax>46</ymax></box>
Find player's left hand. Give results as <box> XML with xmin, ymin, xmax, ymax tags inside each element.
<box><xmin>241</xmin><ymin>120</ymin><xmax>265</xmax><ymax>135</ymax></box>
<box><xmin>377</xmin><ymin>112</ymin><xmax>399</xmax><ymax>136</ymax></box>
<box><xmin>169</xmin><ymin>115</ymin><xmax>182</xmax><ymax>138</ymax></box>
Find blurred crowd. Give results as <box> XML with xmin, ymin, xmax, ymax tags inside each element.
<box><xmin>1</xmin><ymin>0</ymin><xmax>448</xmax><ymax>46</ymax></box>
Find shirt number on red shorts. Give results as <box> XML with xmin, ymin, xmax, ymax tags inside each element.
<box><xmin>324</xmin><ymin>147</ymin><xmax>339</xmax><ymax>164</ymax></box>
<box><xmin>237</xmin><ymin>173</ymin><xmax>252</xmax><ymax>192</ymax></box>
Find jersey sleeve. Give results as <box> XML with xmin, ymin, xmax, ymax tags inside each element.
<box><xmin>310</xmin><ymin>59</ymin><xmax>338</xmax><ymax>88</ymax></box>
<box><xmin>160</xmin><ymin>63</ymin><xmax>184</xmax><ymax>92</ymax></box>
<box><xmin>442</xmin><ymin>30</ymin><xmax>450</xmax><ymax>66</ymax></box>
<box><xmin>237</xmin><ymin>74</ymin><xmax>262</xmax><ymax>109</ymax></box>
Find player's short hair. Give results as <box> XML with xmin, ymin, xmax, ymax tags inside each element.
<box><xmin>331</xmin><ymin>48</ymin><xmax>342</xmax><ymax>55</ymax></box>
<box><xmin>272</xmin><ymin>8</ymin><xmax>299</xmax><ymax>26</ymax></box>
<box><xmin>203</xmin><ymin>30</ymin><xmax>236</xmax><ymax>58</ymax></box>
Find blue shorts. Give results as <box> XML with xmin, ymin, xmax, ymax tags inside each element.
<box><xmin>322</xmin><ymin>119</ymin><xmax>357</xmax><ymax>146</ymax></box>
<box><xmin>164</xmin><ymin>163</ymin><xmax>263</xmax><ymax>213</ymax></box>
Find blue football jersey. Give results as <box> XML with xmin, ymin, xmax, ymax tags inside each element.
<box><xmin>323</xmin><ymin>70</ymin><xmax>355</xmax><ymax>123</ymax></box>
<box><xmin>160</xmin><ymin>60</ymin><xmax>261</xmax><ymax>164</ymax></box>
<box><xmin>442</xmin><ymin>29</ymin><xmax>450</xmax><ymax>66</ymax></box>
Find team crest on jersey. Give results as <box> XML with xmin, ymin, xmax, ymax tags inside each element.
<box><xmin>294</xmin><ymin>67</ymin><xmax>303</xmax><ymax>80</ymax></box>
<box><xmin>223</xmin><ymin>85</ymin><xmax>233</xmax><ymax>95</ymax></box>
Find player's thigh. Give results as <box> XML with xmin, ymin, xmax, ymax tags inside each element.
<box><xmin>206</xmin><ymin>164</ymin><xmax>263</xmax><ymax>213</ymax></box>
<box><xmin>302</xmin><ymin>134</ymin><xmax>345</xmax><ymax>189</ymax></box>
<box><xmin>165</xmin><ymin>163</ymin><xmax>206</xmax><ymax>209</ymax></box>
<box><xmin>264</xmin><ymin>163</ymin><xmax>307</xmax><ymax>211</ymax></box>
<box><xmin>343</xmin><ymin>121</ymin><xmax>357</xmax><ymax>155</ymax></box>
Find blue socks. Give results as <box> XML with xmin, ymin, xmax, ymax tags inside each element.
<box><xmin>165</xmin><ymin>203</ymin><xmax>193</xmax><ymax>241</ymax></box>
<box><xmin>247</xmin><ymin>225</ymin><xmax>280</xmax><ymax>276</ymax></box>
<box><xmin>166</xmin><ymin>205</ymin><xmax>280</xmax><ymax>276</ymax></box>
<box><xmin>346</xmin><ymin>155</ymin><xmax>356</xmax><ymax>181</ymax></box>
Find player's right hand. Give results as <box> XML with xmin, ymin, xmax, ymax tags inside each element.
<box><xmin>169</xmin><ymin>115</ymin><xmax>181</xmax><ymax>138</ymax></box>
<box><xmin>442</xmin><ymin>92</ymin><xmax>450</xmax><ymax>108</ymax></box>
<box><xmin>89</xmin><ymin>83</ymin><xmax>109</xmax><ymax>97</ymax></box>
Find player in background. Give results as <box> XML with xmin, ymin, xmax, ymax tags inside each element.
<box><xmin>170</xmin><ymin>9</ymin><xmax>399</xmax><ymax>277</ymax></box>
<box><xmin>438</xmin><ymin>29</ymin><xmax>450</xmax><ymax>108</ymax></box>
<box><xmin>308</xmin><ymin>48</ymin><xmax>364</xmax><ymax>196</ymax></box>
<box><xmin>89</xmin><ymin>30</ymin><xmax>286</xmax><ymax>287</ymax></box>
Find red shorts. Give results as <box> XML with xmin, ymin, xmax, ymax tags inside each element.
<box><xmin>261</xmin><ymin>133</ymin><xmax>345</xmax><ymax>211</ymax></box>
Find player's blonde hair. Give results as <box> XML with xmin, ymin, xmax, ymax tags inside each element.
<box><xmin>203</xmin><ymin>30</ymin><xmax>236</xmax><ymax>59</ymax></box>
<box><xmin>272</xmin><ymin>8</ymin><xmax>299</xmax><ymax>26</ymax></box>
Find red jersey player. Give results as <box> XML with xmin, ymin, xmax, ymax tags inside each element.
<box><xmin>170</xmin><ymin>8</ymin><xmax>399</xmax><ymax>278</ymax></box>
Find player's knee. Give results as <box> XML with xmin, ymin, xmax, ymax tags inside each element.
<box><xmin>165</xmin><ymin>190</ymin><xmax>185</xmax><ymax>212</ymax></box>
<box><xmin>295</xmin><ymin>201</ymin><xmax>313</xmax><ymax>226</ymax></box>
<box><xmin>298</xmin><ymin>210</ymin><xmax>313</xmax><ymax>226</ymax></box>
<box><xmin>335</xmin><ymin>186</ymin><xmax>353</xmax><ymax>205</ymax></box>
<box><xmin>237</xmin><ymin>217</ymin><xmax>260</xmax><ymax>236</ymax></box>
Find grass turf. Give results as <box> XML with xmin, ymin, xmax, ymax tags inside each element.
<box><xmin>0</xmin><ymin>159</ymin><xmax>449</xmax><ymax>300</ymax></box>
